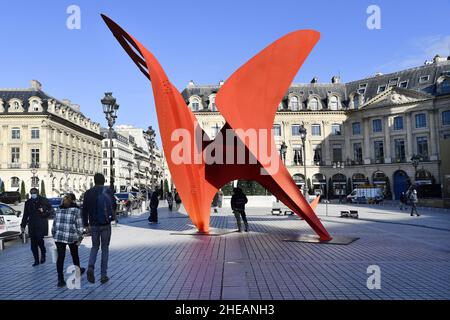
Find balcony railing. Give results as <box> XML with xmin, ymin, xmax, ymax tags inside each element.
<box><xmin>29</xmin><ymin>163</ymin><xmax>40</xmax><ymax>168</ymax></box>
<box><xmin>8</xmin><ymin>163</ymin><xmax>21</xmax><ymax>169</ymax></box>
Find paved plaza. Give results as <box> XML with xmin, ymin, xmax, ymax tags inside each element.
<box><xmin>0</xmin><ymin>202</ymin><xmax>449</xmax><ymax>300</ymax></box>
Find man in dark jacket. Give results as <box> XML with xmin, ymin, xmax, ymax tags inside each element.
<box><xmin>20</xmin><ymin>188</ymin><xmax>54</xmax><ymax>266</ymax></box>
<box><xmin>82</xmin><ymin>173</ymin><xmax>117</xmax><ymax>284</ymax></box>
<box><xmin>231</xmin><ymin>187</ymin><xmax>249</xmax><ymax>232</ymax></box>
<box><xmin>148</xmin><ymin>188</ymin><xmax>160</xmax><ymax>224</ymax></box>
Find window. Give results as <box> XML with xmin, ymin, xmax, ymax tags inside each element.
<box><xmin>31</xmin><ymin>127</ymin><xmax>40</xmax><ymax>139</ymax></box>
<box><xmin>211</xmin><ymin>124</ymin><xmax>221</xmax><ymax>138</ymax></box>
<box><xmin>311</xmin><ymin>124</ymin><xmax>321</xmax><ymax>136</ymax></box>
<box><xmin>103</xmin><ymin>169</ymin><xmax>108</xmax><ymax>176</ymax></box>
<box><xmin>103</xmin><ymin>151</ymin><xmax>107</xmax><ymax>158</ymax></box>
<box><xmin>273</xmin><ymin>124</ymin><xmax>281</xmax><ymax>136</ymax></box>
<box><xmin>394</xmin><ymin>139</ymin><xmax>406</xmax><ymax>162</ymax></box>
<box><xmin>12</xmin><ymin>101</ymin><xmax>20</xmax><ymax>111</ymax></box>
<box><xmin>31</xmin><ymin>149</ymin><xmax>40</xmax><ymax>165</ymax></box>
<box><xmin>358</xmin><ymin>83</ymin><xmax>367</xmax><ymax>94</ymax></box>
<box><xmin>11</xmin><ymin>147</ymin><xmax>20</xmax><ymax>164</ymax></box>
<box><xmin>332</xmin><ymin>144</ymin><xmax>343</xmax><ymax>162</ymax></box>
<box><xmin>353</xmin><ymin>143</ymin><xmax>362</xmax><ymax>162</ymax></box>
<box><xmin>291</xmin><ymin>124</ymin><xmax>301</xmax><ymax>136</ymax></box>
<box><xmin>331</xmin><ymin>124</ymin><xmax>341</xmax><ymax>135</ymax></box>
<box><xmin>399</xmin><ymin>81</ymin><xmax>408</xmax><ymax>88</ymax></box>
<box><xmin>442</xmin><ymin>110</ymin><xmax>450</xmax><ymax>126</ymax></box>
<box><xmin>372</xmin><ymin>119</ymin><xmax>382</xmax><ymax>133</ymax></box>
<box><xmin>11</xmin><ymin>177</ymin><xmax>19</xmax><ymax>189</ymax></box>
<box><xmin>415</xmin><ymin>113</ymin><xmax>427</xmax><ymax>128</ymax></box>
<box><xmin>417</xmin><ymin>137</ymin><xmax>428</xmax><ymax>159</ymax></box>
<box><xmin>309</xmin><ymin>97</ymin><xmax>319</xmax><ymax>110</ymax></box>
<box><xmin>210</xmin><ymin>96</ymin><xmax>217</xmax><ymax>111</ymax></box>
<box><xmin>393</xmin><ymin>116</ymin><xmax>404</xmax><ymax>130</ymax></box>
<box><xmin>191</xmin><ymin>99</ymin><xmax>200</xmax><ymax>111</ymax></box>
<box><xmin>419</xmin><ymin>75</ymin><xmax>430</xmax><ymax>84</ymax></box>
<box><xmin>353</xmin><ymin>95</ymin><xmax>360</xmax><ymax>109</ymax></box>
<box><xmin>290</xmin><ymin>96</ymin><xmax>300</xmax><ymax>110</ymax></box>
<box><xmin>352</xmin><ymin>122</ymin><xmax>361</xmax><ymax>135</ymax></box>
<box><xmin>293</xmin><ymin>148</ymin><xmax>303</xmax><ymax>166</ymax></box>
<box><xmin>31</xmin><ymin>100</ymin><xmax>40</xmax><ymax>112</ymax></box>
<box><xmin>374</xmin><ymin>141</ymin><xmax>384</xmax><ymax>160</ymax></box>
<box><xmin>313</xmin><ymin>145</ymin><xmax>322</xmax><ymax>164</ymax></box>
<box><xmin>377</xmin><ymin>85</ymin><xmax>387</xmax><ymax>93</ymax></box>
<box><xmin>11</xmin><ymin>127</ymin><xmax>20</xmax><ymax>139</ymax></box>
<box><xmin>329</xmin><ymin>96</ymin><xmax>338</xmax><ymax>110</ymax></box>
<box><xmin>389</xmin><ymin>77</ymin><xmax>399</xmax><ymax>86</ymax></box>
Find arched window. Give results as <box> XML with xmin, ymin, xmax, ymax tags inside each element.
<box><xmin>290</xmin><ymin>96</ymin><xmax>300</xmax><ymax>111</ymax></box>
<box><xmin>209</xmin><ymin>95</ymin><xmax>217</xmax><ymax>111</ymax></box>
<box><xmin>329</xmin><ymin>96</ymin><xmax>339</xmax><ymax>110</ymax></box>
<box><xmin>353</xmin><ymin>94</ymin><xmax>360</xmax><ymax>109</ymax></box>
<box><xmin>31</xmin><ymin>100</ymin><xmax>40</xmax><ymax>112</ymax></box>
<box><xmin>191</xmin><ymin>98</ymin><xmax>200</xmax><ymax>111</ymax></box>
<box><xmin>11</xmin><ymin>177</ymin><xmax>20</xmax><ymax>189</ymax></box>
<box><xmin>309</xmin><ymin>97</ymin><xmax>319</xmax><ymax>110</ymax></box>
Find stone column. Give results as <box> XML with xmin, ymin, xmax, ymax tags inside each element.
<box><xmin>384</xmin><ymin>116</ymin><xmax>391</xmax><ymax>163</ymax></box>
<box><xmin>344</xmin><ymin>122</ymin><xmax>351</xmax><ymax>162</ymax></box>
<box><xmin>429</xmin><ymin>111</ymin><xmax>438</xmax><ymax>160</ymax></box>
<box><xmin>363</xmin><ymin>118</ymin><xmax>371</xmax><ymax>164</ymax></box>
<box><xmin>406</xmin><ymin>113</ymin><xmax>413</xmax><ymax>160</ymax></box>
<box><xmin>323</xmin><ymin>121</ymin><xmax>331</xmax><ymax>165</ymax></box>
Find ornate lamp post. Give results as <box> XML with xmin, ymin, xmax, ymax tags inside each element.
<box><xmin>298</xmin><ymin>124</ymin><xmax>307</xmax><ymax>196</ymax></box>
<box><xmin>101</xmin><ymin>92</ymin><xmax>119</xmax><ymax>193</ymax></box>
<box><xmin>411</xmin><ymin>154</ymin><xmax>420</xmax><ymax>183</ymax></box>
<box><xmin>280</xmin><ymin>142</ymin><xmax>287</xmax><ymax>165</ymax></box>
<box><xmin>136</xmin><ymin>159</ymin><xmax>141</xmax><ymax>198</ymax></box>
<box><xmin>145</xmin><ymin>167</ymin><xmax>150</xmax><ymax>204</ymax></box>
<box><xmin>30</xmin><ymin>164</ymin><xmax>38</xmax><ymax>188</ymax></box>
<box><xmin>64</xmin><ymin>169</ymin><xmax>69</xmax><ymax>193</ymax></box>
<box><xmin>145</xmin><ymin>126</ymin><xmax>156</xmax><ymax>191</ymax></box>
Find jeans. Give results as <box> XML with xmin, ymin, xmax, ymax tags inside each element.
<box><xmin>30</xmin><ymin>236</ymin><xmax>46</xmax><ymax>262</ymax></box>
<box><xmin>88</xmin><ymin>225</ymin><xmax>111</xmax><ymax>277</ymax></box>
<box><xmin>410</xmin><ymin>203</ymin><xmax>419</xmax><ymax>216</ymax></box>
<box><xmin>233</xmin><ymin>210</ymin><xmax>248</xmax><ymax>231</ymax></box>
<box><xmin>149</xmin><ymin>208</ymin><xmax>158</xmax><ymax>223</ymax></box>
<box><xmin>56</xmin><ymin>242</ymin><xmax>80</xmax><ymax>280</ymax></box>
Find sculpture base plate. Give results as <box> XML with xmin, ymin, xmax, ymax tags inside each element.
<box><xmin>282</xmin><ymin>234</ymin><xmax>359</xmax><ymax>245</ymax></box>
<box><xmin>171</xmin><ymin>228</ymin><xmax>237</xmax><ymax>236</ymax></box>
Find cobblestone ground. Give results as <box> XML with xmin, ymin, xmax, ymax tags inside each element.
<box><xmin>0</xmin><ymin>202</ymin><xmax>449</xmax><ymax>300</ymax></box>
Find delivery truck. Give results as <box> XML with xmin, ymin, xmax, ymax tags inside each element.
<box><xmin>346</xmin><ymin>187</ymin><xmax>384</xmax><ymax>204</ymax></box>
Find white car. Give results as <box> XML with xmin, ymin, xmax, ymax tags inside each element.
<box><xmin>0</xmin><ymin>203</ymin><xmax>22</xmax><ymax>235</ymax></box>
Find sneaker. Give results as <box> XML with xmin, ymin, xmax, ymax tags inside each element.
<box><xmin>32</xmin><ymin>261</ymin><xmax>39</xmax><ymax>267</ymax></box>
<box><xmin>87</xmin><ymin>267</ymin><xmax>95</xmax><ymax>283</ymax></box>
<box><xmin>100</xmin><ymin>276</ymin><xmax>109</xmax><ymax>284</ymax></box>
<box><xmin>57</xmin><ymin>279</ymin><xmax>66</xmax><ymax>288</ymax></box>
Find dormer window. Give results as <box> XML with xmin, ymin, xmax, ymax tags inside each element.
<box><xmin>12</xmin><ymin>101</ymin><xmax>20</xmax><ymax>111</ymax></box>
<box><xmin>31</xmin><ymin>100</ymin><xmax>40</xmax><ymax>112</ymax></box>
<box><xmin>358</xmin><ymin>83</ymin><xmax>367</xmax><ymax>94</ymax></box>
<box><xmin>190</xmin><ymin>97</ymin><xmax>201</xmax><ymax>111</ymax></box>
<box><xmin>209</xmin><ymin>94</ymin><xmax>217</xmax><ymax>111</ymax></box>
<box><xmin>329</xmin><ymin>96</ymin><xmax>339</xmax><ymax>110</ymax></box>
<box><xmin>290</xmin><ymin>96</ymin><xmax>300</xmax><ymax>111</ymax></box>
<box><xmin>309</xmin><ymin>97</ymin><xmax>319</xmax><ymax>111</ymax></box>
<box><xmin>419</xmin><ymin>75</ymin><xmax>430</xmax><ymax>84</ymax></box>
<box><xmin>399</xmin><ymin>81</ymin><xmax>408</xmax><ymax>88</ymax></box>
<box><xmin>377</xmin><ymin>85</ymin><xmax>387</xmax><ymax>93</ymax></box>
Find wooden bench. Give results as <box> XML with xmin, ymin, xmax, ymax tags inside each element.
<box><xmin>0</xmin><ymin>231</ymin><xmax>22</xmax><ymax>250</ymax></box>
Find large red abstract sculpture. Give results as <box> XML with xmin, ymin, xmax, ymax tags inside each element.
<box><xmin>102</xmin><ymin>15</ymin><xmax>332</xmax><ymax>241</ymax></box>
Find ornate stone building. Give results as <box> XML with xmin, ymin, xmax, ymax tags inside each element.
<box><xmin>0</xmin><ymin>80</ymin><xmax>102</xmax><ymax>198</ymax></box>
<box><xmin>181</xmin><ymin>55</ymin><xmax>450</xmax><ymax>200</ymax></box>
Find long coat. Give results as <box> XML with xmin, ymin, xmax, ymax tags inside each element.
<box><xmin>21</xmin><ymin>196</ymin><xmax>53</xmax><ymax>238</ymax></box>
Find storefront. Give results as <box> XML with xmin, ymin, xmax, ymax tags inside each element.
<box><xmin>312</xmin><ymin>173</ymin><xmax>327</xmax><ymax>196</ymax></box>
<box><xmin>352</xmin><ymin>173</ymin><xmax>367</xmax><ymax>190</ymax></box>
<box><xmin>332</xmin><ymin>173</ymin><xmax>347</xmax><ymax>197</ymax></box>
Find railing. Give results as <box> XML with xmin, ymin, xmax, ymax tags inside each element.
<box><xmin>8</xmin><ymin>163</ymin><xmax>21</xmax><ymax>169</ymax></box>
<box><xmin>29</xmin><ymin>163</ymin><xmax>40</xmax><ymax>168</ymax></box>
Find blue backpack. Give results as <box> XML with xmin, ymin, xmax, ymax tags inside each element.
<box><xmin>96</xmin><ymin>187</ymin><xmax>113</xmax><ymax>225</ymax></box>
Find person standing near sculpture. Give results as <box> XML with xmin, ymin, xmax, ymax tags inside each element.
<box><xmin>231</xmin><ymin>187</ymin><xmax>249</xmax><ymax>232</ymax></box>
<box><xmin>20</xmin><ymin>188</ymin><xmax>54</xmax><ymax>266</ymax></box>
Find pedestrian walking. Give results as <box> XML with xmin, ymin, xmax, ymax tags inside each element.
<box><xmin>82</xmin><ymin>173</ymin><xmax>117</xmax><ymax>284</ymax></box>
<box><xmin>217</xmin><ymin>189</ymin><xmax>223</xmax><ymax>208</ymax></box>
<box><xmin>399</xmin><ymin>192</ymin><xmax>407</xmax><ymax>210</ymax></box>
<box><xmin>212</xmin><ymin>192</ymin><xmax>219</xmax><ymax>213</ymax></box>
<box><xmin>231</xmin><ymin>187</ymin><xmax>249</xmax><ymax>232</ymax></box>
<box><xmin>407</xmin><ymin>186</ymin><xmax>420</xmax><ymax>217</ymax></box>
<box><xmin>148</xmin><ymin>188</ymin><xmax>160</xmax><ymax>224</ymax></box>
<box><xmin>52</xmin><ymin>194</ymin><xmax>85</xmax><ymax>287</ymax></box>
<box><xmin>174</xmin><ymin>189</ymin><xmax>182</xmax><ymax>211</ymax></box>
<box><xmin>20</xmin><ymin>188</ymin><xmax>54</xmax><ymax>266</ymax></box>
<box><xmin>166</xmin><ymin>191</ymin><xmax>173</xmax><ymax>211</ymax></box>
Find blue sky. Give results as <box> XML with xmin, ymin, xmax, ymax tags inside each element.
<box><xmin>1</xmin><ymin>0</ymin><xmax>449</xmax><ymax>145</ymax></box>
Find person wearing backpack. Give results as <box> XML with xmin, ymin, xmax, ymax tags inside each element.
<box><xmin>82</xmin><ymin>173</ymin><xmax>117</xmax><ymax>284</ymax></box>
<box><xmin>407</xmin><ymin>185</ymin><xmax>420</xmax><ymax>217</ymax></box>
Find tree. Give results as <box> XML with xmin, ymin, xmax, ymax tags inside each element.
<box><xmin>20</xmin><ymin>181</ymin><xmax>26</xmax><ymax>199</ymax></box>
<box><xmin>307</xmin><ymin>178</ymin><xmax>313</xmax><ymax>195</ymax></box>
<box><xmin>346</xmin><ymin>177</ymin><xmax>352</xmax><ymax>194</ymax></box>
<box><xmin>328</xmin><ymin>177</ymin><xmax>334</xmax><ymax>199</ymax></box>
<box><xmin>221</xmin><ymin>182</ymin><xmax>234</xmax><ymax>196</ymax></box>
<box><xmin>0</xmin><ymin>180</ymin><xmax>5</xmax><ymax>193</ymax></box>
<box><xmin>40</xmin><ymin>180</ymin><xmax>46</xmax><ymax>198</ymax></box>
<box><xmin>384</xmin><ymin>177</ymin><xmax>392</xmax><ymax>200</ymax></box>
<box><xmin>163</xmin><ymin>179</ymin><xmax>169</xmax><ymax>194</ymax></box>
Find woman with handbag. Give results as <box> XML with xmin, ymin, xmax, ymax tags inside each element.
<box><xmin>52</xmin><ymin>193</ymin><xmax>86</xmax><ymax>287</ymax></box>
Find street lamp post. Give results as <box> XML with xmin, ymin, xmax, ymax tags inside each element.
<box><xmin>280</xmin><ymin>142</ymin><xmax>287</xmax><ymax>165</ymax></box>
<box><xmin>102</xmin><ymin>92</ymin><xmax>119</xmax><ymax>193</ymax></box>
<box><xmin>136</xmin><ymin>160</ymin><xmax>141</xmax><ymax>199</ymax></box>
<box><xmin>333</xmin><ymin>161</ymin><xmax>345</xmax><ymax>203</ymax></box>
<box><xmin>298</xmin><ymin>124</ymin><xmax>307</xmax><ymax>196</ymax></box>
<box><xmin>411</xmin><ymin>154</ymin><xmax>421</xmax><ymax>183</ymax></box>
<box><xmin>145</xmin><ymin>167</ymin><xmax>149</xmax><ymax>205</ymax></box>
<box><xmin>64</xmin><ymin>169</ymin><xmax>69</xmax><ymax>193</ymax></box>
<box><xmin>30</xmin><ymin>165</ymin><xmax>38</xmax><ymax>189</ymax></box>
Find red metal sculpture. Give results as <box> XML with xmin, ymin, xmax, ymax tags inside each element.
<box><xmin>101</xmin><ymin>14</ymin><xmax>332</xmax><ymax>241</ymax></box>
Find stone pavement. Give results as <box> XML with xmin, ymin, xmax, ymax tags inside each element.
<box><xmin>0</xmin><ymin>202</ymin><xmax>449</xmax><ymax>300</ymax></box>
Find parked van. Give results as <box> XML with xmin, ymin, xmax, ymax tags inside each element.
<box><xmin>347</xmin><ymin>187</ymin><xmax>384</xmax><ymax>204</ymax></box>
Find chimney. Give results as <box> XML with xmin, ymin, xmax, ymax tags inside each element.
<box><xmin>311</xmin><ymin>77</ymin><xmax>318</xmax><ymax>84</ymax></box>
<box><xmin>30</xmin><ymin>80</ymin><xmax>42</xmax><ymax>90</ymax></box>
<box><xmin>62</xmin><ymin>99</ymin><xmax>71</xmax><ymax>106</ymax></box>
<box><xmin>187</xmin><ymin>80</ymin><xmax>195</xmax><ymax>87</ymax></box>
<box><xmin>219</xmin><ymin>80</ymin><xmax>224</xmax><ymax>86</ymax></box>
<box><xmin>70</xmin><ymin>104</ymin><xmax>80</xmax><ymax>112</ymax></box>
<box><xmin>331</xmin><ymin>76</ymin><xmax>340</xmax><ymax>84</ymax></box>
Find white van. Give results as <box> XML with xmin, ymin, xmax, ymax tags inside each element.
<box><xmin>0</xmin><ymin>203</ymin><xmax>22</xmax><ymax>235</ymax></box>
<box><xmin>346</xmin><ymin>187</ymin><xmax>384</xmax><ymax>204</ymax></box>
